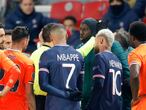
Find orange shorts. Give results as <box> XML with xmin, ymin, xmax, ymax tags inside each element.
<box><xmin>132</xmin><ymin>97</ymin><xmax>146</xmax><ymax>110</ymax></box>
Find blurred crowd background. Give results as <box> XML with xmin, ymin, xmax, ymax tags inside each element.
<box><xmin>0</xmin><ymin>0</ymin><xmax>145</xmax><ymax>53</ymax></box>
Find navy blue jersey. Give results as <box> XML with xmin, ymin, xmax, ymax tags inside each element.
<box><xmin>39</xmin><ymin>45</ymin><xmax>84</xmax><ymax>110</ymax></box>
<box><xmin>91</xmin><ymin>51</ymin><xmax>122</xmax><ymax>110</ymax></box>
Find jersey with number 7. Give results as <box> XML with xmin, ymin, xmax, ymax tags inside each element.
<box><xmin>39</xmin><ymin>45</ymin><xmax>84</xmax><ymax>110</ymax></box>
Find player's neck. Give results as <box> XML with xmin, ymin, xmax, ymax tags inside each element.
<box><xmin>53</xmin><ymin>41</ymin><xmax>67</xmax><ymax>46</ymax></box>
<box><xmin>42</xmin><ymin>42</ymin><xmax>53</xmax><ymax>47</ymax></box>
<box><xmin>11</xmin><ymin>44</ymin><xmax>23</xmax><ymax>52</ymax></box>
<box><xmin>100</xmin><ymin>46</ymin><xmax>111</xmax><ymax>53</ymax></box>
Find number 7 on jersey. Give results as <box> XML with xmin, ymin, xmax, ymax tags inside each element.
<box><xmin>62</xmin><ymin>63</ymin><xmax>76</xmax><ymax>89</ymax></box>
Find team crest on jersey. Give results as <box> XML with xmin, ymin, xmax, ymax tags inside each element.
<box><xmin>16</xmin><ymin>20</ymin><xmax>21</xmax><ymax>24</ymax></box>
<box><xmin>7</xmin><ymin>55</ymin><xmax>16</xmax><ymax>60</ymax></box>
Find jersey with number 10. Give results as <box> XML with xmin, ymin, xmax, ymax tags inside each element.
<box><xmin>39</xmin><ymin>45</ymin><xmax>84</xmax><ymax>110</ymax></box>
<box><xmin>93</xmin><ymin>51</ymin><xmax>123</xmax><ymax>110</ymax></box>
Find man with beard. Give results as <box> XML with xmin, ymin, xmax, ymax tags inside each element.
<box><xmin>86</xmin><ymin>29</ymin><xmax>122</xmax><ymax>110</ymax></box>
<box><xmin>79</xmin><ymin>18</ymin><xmax>107</xmax><ymax>109</ymax></box>
<box><xmin>3</xmin><ymin>26</ymin><xmax>36</xmax><ymax>110</ymax></box>
<box><xmin>0</xmin><ymin>24</ymin><xmax>21</xmax><ymax>109</ymax></box>
<box><xmin>128</xmin><ymin>21</ymin><xmax>146</xmax><ymax>110</ymax></box>
<box><xmin>3</xmin><ymin>30</ymin><xmax>12</xmax><ymax>49</ymax></box>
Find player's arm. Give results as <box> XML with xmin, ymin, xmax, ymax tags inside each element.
<box><xmin>0</xmin><ymin>52</ymin><xmax>20</xmax><ymax>97</ymax></box>
<box><xmin>128</xmin><ymin>52</ymin><xmax>141</xmax><ymax>104</ymax></box>
<box><xmin>77</xmin><ymin>37</ymin><xmax>95</xmax><ymax>58</ymax></box>
<box><xmin>86</xmin><ymin>54</ymin><xmax>105</xmax><ymax>109</ymax></box>
<box><xmin>39</xmin><ymin>52</ymin><xmax>69</xmax><ymax>99</ymax></box>
<box><xmin>77</xmin><ymin>57</ymin><xmax>84</xmax><ymax>91</ymax></box>
<box><xmin>26</xmin><ymin>83</ymin><xmax>36</xmax><ymax>110</ymax></box>
<box><xmin>130</xmin><ymin>64</ymin><xmax>140</xmax><ymax>103</ymax></box>
<box><xmin>39</xmin><ymin>70</ymin><xmax>70</xmax><ymax>99</ymax></box>
<box><xmin>25</xmin><ymin>65</ymin><xmax>36</xmax><ymax>110</ymax></box>
<box><xmin>24</xmin><ymin>64</ymin><xmax>36</xmax><ymax>110</ymax></box>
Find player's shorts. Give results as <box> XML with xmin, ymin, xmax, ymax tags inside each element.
<box><xmin>132</xmin><ymin>96</ymin><xmax>146</xmax><ymax>110</ymax></box>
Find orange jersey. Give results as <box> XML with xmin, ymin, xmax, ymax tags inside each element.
<box><xmin>0</xmin><ymin>50</ymin><xmax>20</xmax><ymax>89</ymax></box>
<box><xmin>0</xmin><ymin>49</ymin><xmax>34</xmax><ymax>110</ymax></box>
<box><xmin>128</xmin><ymin>44</ymin><xmax>146</xmax><ymax>110</ymax></box>
<box><xmin>128</xmin><ymin>44</ymin><xmax>146</xmax><ymax>97</ymax></box>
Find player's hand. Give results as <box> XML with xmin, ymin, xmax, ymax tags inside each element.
<box><xmin>131</xmin><ymin>98</ymin><xmax>140</xmax><ymax>107</ymax></box>
<box><xmin>66</xmin><ymin>89</ymin><xmax>82</xmax><ymax>101</ymax></box>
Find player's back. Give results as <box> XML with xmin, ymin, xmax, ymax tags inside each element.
<box><xmin>96</xmin><ymin>51</ymin><xmax>122</xmax><ymax>110</ymax></box>
<box><xmin>0</xmin><ymin>50</ymin><xmax>17</xmax><ymax>92</ymax></box>
<box><xmin>2</xmin><ymin>49</ymin><xmax>34</xmax><ymax>110</ymax></box>
<box><xmin>128</xmin><ymin>44</ymin><xmax>146</xmax><ymax>96</ymax></box>
<box><xmin>42</xmin><ymin>45</ymin><xmax>84</xmax><ymax>110</ymax></box>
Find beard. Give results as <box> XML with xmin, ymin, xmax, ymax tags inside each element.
<box><xmin>94</xmin><ymin>46</ymin><xmax>100</xmax><ymax>54</ymax></box>
<box><xmin>0</xmin><ymin>41</ymin><xmax>4</xmax><ymax>49</ymax></box>
<box><xmin>129</xmin><ymin>42</ymin><xmax>136</xmax><ymax>48</ymax></box>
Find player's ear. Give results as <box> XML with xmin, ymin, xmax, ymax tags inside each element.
<box><xmin>100</xmin><ymin>37</ymin><xmax>104</xmax><ymax>44</ymax></box>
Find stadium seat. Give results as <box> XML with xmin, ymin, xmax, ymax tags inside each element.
<box><xmin>50</xmin><ymin>1</ymin><xmax>83</xmax><ymax>20</ymax></box>
<box><xmin>143</xmin><ymin>17</ymin><xmax>146</xmax><ymax>24</ymax></box>
<box><xmin>83</xmin><ymin>1</ymin><xmax>109</xmax><ymax>20</ymax></box>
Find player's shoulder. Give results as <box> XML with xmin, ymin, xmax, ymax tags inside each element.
<box><xmin>21</xmin><ymin>53</ymin><xmax>33</xmax><ymax>65</ymax></box>
<box><xmin>96</xmin><ymin>51</ymin><xmax>119</xmax><ymax>62</ymax></box>
<box><xmin>95</xmin><ymin>51</ymin><xmax>108</xmax><ymax>59</ymax></box>
<box><xmin>32</xmin><ymin>46</ymin><xmax>50</xmax><ymax>56</ymax></box>
<box><xmin>0</xmin><ymin>50</ymin><xmax>7</xmax><ymax>61</ymax></box>
<box><xmin>67</xmin><ymin>46</ymin><xmax>84</xmax><ymax>60</ymax></box>
<box><xmin>31</xmin><ymin>47</ymin><xmax>42</xmax><ymax>57</ymax></box>
<box><xmin>0</xmin><ymin>50</ymin><xmax>3</xmax><ymax>53</ymax></box>
<box><xmin>6</xmin><ymin>50</ymin><xmax>33</xmax><ymax>65</ymax></box>
<box><xmin>129</xmin><ymin>45</ymin><xmax>144</xmax><ymax>57</ymax></box>
<box><xmin>43</xmin><ymin>47</ymin><xmax>55</xmax><ymax>56</ymax></box>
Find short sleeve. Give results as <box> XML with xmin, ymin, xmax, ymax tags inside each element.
<box><xmin>128</xmin><ymin>51</ymin><xmax>142</xmax><ymax>67</ymax></box>
<box><xmin>24</xmin><ymin>65</ymin><xmax>34</xmax><ymax>84</ymax></box>
<box><xmin>93</xmin><ymin>54</ymin><xmax>106</xmax><ymax>79</ymax></box>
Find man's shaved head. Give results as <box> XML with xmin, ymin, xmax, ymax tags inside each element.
<box><xmin>50</xmin><ymin>23</ymin><xmax>67</xmax><ymax>44</ymax></box>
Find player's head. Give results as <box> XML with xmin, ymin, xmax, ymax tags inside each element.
<box><xmin>80</xmin><ymin>18</ymin><xmax>98</xmax><ymax>43</ymax></box>
<box><xmin>4</xmin><ymin>30</ymin><xmax>12</xmax><ymax>49</ymax></box>
<box><xmin>129</xmin><ymin>21</ymin><xmax>146</xmax><ymax>48</ymax></box>
<box><xmin>49</xmin><ymin>23</ymin><xmax>67</xmax><ymax>45</ymax></box>
<box><xmin>115</xmin><ymin>29</ymin><xmax>129</xmax><ymax>50</ymax></box>
<box><xmin>12</xmin><ymin>26</ymin><xmax>29</xmax><ymax>51</ymax></box>
<box><xmin>42</xmin><ymin>23</ymin><xmax>55</xmax><ymax>43</ymax></box>
<box><xmin>63</xmin><ymin>16</ymin><xmax>77</xmax><ymax>30</ymax></box>
<box><xmin>20</xmin><ymin>0</ymin><xmax>34</xmax><ymax>15</ymax></box>
<box><xmin>0</xmin><ymin>23</ymin><xmax>5</xmax><ymax>49</ymax></box>
<box><xmin>95</xmin><ymin>29</ymin><xmax>114</xmax><ymax>53</ymax></box>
